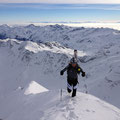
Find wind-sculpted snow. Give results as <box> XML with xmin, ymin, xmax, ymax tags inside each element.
<box><xmin>24</xmin><ymin>81</ymin><xmax>48</xmax><ymax>95</ymax></box>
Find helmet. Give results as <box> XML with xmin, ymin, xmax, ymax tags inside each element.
<box><xmin>70</xmin><ymin>57</ymin><xmax>77</xmax><ymax>64</ymax></box>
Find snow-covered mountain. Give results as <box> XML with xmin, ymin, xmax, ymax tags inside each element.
<box><xmin>0</xmin><ymin>81</ymin><xmax>120</xmax><ymax>120</ymax></box>
<box><xmin>0</xmin><ymin>24</ymin><xmax>120</xmax><ymax>58</ymax></box>
<box><xmin>0</xmin><ymin>24</ymin><xmax>120</xmax><ymax>119</ymax></box>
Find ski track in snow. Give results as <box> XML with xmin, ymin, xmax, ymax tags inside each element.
<box><xmin>37</xmin><ymin>91</ymin><xmax>120</xmax><ymax>120</ymax></box>
<box><xmin>42</xmin><ymin>96</ymin><xmax>79</xmax><ymax>120</ymax></box>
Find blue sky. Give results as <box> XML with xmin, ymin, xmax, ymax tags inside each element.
<box><xmin>0</xmin><ymin>3</ymin><xmax>120</xmax><ymax>24</ymax></box>
<box><xmin>0</xmin><ymin>0</ymin><xmax>120</xmax><ymax>4</ymax></box>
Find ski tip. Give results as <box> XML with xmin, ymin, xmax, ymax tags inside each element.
<box><xmin>74</xmin><ymin>49</ymin><xmax>77</xmax><ymax>52</ymax></box>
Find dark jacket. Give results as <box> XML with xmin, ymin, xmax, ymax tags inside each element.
<box><xmin>61</xmin><ymin>63</ymin><xmax>84</xmax><ymax>80</ymax></box>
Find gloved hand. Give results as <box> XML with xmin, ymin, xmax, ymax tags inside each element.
<box><xmin>82</xmin><ymin>72</ymin><xmax>85</xmax><ymax>77</ymax></box>
<box><xmin>60</xmin><ymin>70</ymin><xmax>64</xmax><ymax>75</ymax></box>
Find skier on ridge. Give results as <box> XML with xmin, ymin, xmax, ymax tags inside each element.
<box><xmin>60</xmin><ymin>50</ymin><xmax>85</xmax><ymax>97</ymax></box>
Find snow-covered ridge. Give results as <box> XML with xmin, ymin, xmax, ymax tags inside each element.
<box><xmin>0</xmin><ymin>38</ymin><xmax>86</xmax><ymax>57</ymax></box>
<box><xmin>0</xmin><ymin>89</ymin><xmax>120</xmax><ymax>120</ymax></box>
<box><xmin>24</xmin><ymin>81</ymin><xmax>48</xmax><ymax>95</ymax></box>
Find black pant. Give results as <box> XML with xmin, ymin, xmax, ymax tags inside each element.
<box><xmin>67</xmin><ymin>78</ymin><xmax>78</xmax><ymax>97</ymax></box>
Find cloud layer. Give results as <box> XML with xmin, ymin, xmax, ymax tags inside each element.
<box><xmin>0</xmin><ymin>0</ymin><xmax>120</xmax><ymax>4</ymax></box>
<box><xmin>0</xmin><ymin>3</ymin><xmax>120</xmax><ymax>11</ymax></box>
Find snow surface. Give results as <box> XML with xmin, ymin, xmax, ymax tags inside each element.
<box><xmin>24</xmin><ymin>81</ymin><xmax>48</xmax><ymax>95</ymax></box>
<box><xmin>0</xmin><ymin>89</ymin><xmax>120</xmax><ymax>120</ymax></box>
<box><xmin>0</xmin><ymin>24</ymin><xmax>120</xmax><ymax>120</ymax></box>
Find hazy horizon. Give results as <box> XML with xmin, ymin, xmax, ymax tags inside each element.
<box><xmin>1</xmin><ymin>22</ymin><xmax>120</xmax><ymax>31</ymax></box>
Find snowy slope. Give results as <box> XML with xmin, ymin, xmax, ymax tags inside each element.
<box><xmin>0</xmin><ymin>24</ymin><xmax>120</xmax><ymax>117</ymax></box>
<box><xmin>24</xmin><ymin>81</ymin><xmax>48</xmax><ymax>95</ymax></box>
<box><xmin>0</xmin><ymin>38</ymin><xmax>86</xmax><ymax>96</ymax></box>
<box><xmin>0</xmin><ymin>84</ymin><xmax>120</xmax><ymax>120</ymax></box>
<box><xmin>0</xmin><ymin>35</ymin><xmax>120</xmax><ymax>108</ymax></box>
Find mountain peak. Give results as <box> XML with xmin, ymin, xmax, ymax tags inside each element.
<box><xmin>25</xmin><ymin>24</ymin><xmax>36</xmax><ymax>29</ymax></box>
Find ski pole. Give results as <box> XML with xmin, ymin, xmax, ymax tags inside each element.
<box><xmin>84</xmin><ymin>76</ymin><xmax>88</xmax><ymax>94</ymax></box>
<box><xmin>60</xmin><ymin>89</ymin><xmax>62</xmax><ymax>101</ymax></box>
<box><xmin>60</xmin><ymin>76</ymin><xmax>63</xmax><ymax>101</ymax></box>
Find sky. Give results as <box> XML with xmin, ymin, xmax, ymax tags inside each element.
<box><xmin>0</xmin><ymin>0</ymin><xmax>120</xmax><ymax>4</ymax></box>
<box><xmin>0</xmin><ymin>3</ymin><xmax>120</xmax><ymax>24</ymax></box>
